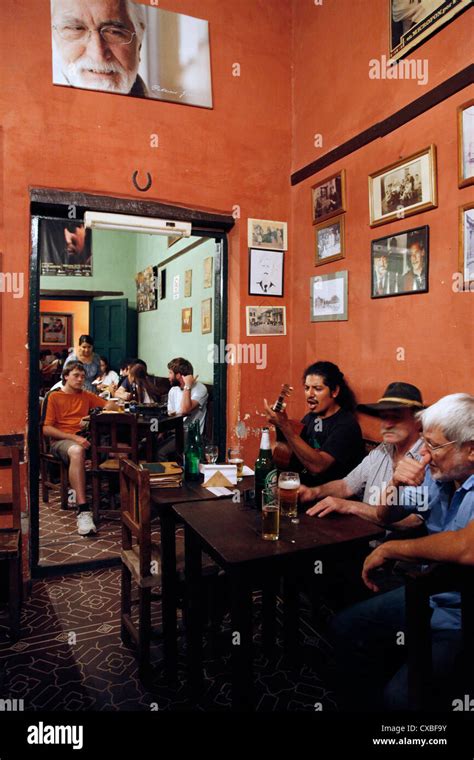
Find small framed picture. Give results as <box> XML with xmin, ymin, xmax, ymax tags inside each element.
<box><xmin>315</xmin><ymin>215</ymin><xmax>345</xmax><ymax>266</ymax></box>
<box><xmin>248</xmin><ymin>219</ymin><xmax>288</xmax><ymax>251</ymax></box>
<box><xmin>135</xmin><ymin>265</ymin><xmax>158</xmax><ymax>313</ymax></box>
<box><xmin>40</xmin><ymin>313</ymin><xmax>72</xmax><ymax>347</ymax></box>
<box><xmin>248</xmin><ymin>249</ymin><xmax>284</xmax><ymax>296</ymax></box>
<box><xmin>181</xmin><ymin>307</ymin><xmax>192</xmax><ymax>332</ymax></box>
<box><xmin>458</xmin><ymin>99</ymin><xmax>474</xmax><ymax>189</ymax></box>
<box><xmin>203</xmin><ymin>256</ymin><xmax>213</xmax><ymax>288</ymax></box>
<box><xmin>371</xmin><ymin>226</ymin><xmax>429</xmax><ymax>299</ymax></box>
<box><xmin>312</xmin><ymin>170</ymin><xmax>346</xmax><ymax>224</ymax></box>
<box><xmin>369</xmin><ymin>145</ymin><xmax>437</xmax><ymax>227</ymax></box>
<box><xmin>159</xmin><ymin>269</ymin><xmax>166</xmax><ymax>299</ymax></box>
<box><xmin>184</xmin><ymin>269</ymin><xmax>192</xmax><ymax>297</ymax></box>
<box><xmin>459</xmin><ymin>204</ymin><xmax>474</xmax><ymax>288</ymax></box>
<box><xmin>310</xmin><ymin>271</ymin><xmax>348</xmax><ymax>322</ymax></box>
<box><xmin>246</xmin><ymin>306</ymin><xmax>286</xmax><ymax>336</ymax></box>
<box><xmin>201</xmin><ymin>298</ymin><xmax>212</xmax><ymax>334</ymax></box>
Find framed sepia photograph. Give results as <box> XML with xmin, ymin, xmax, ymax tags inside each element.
<box><xmin>458</xmin><ymin>99</ymin><xmax>474</xmax><ymax>188</ymax></box>
<box><xmin>459</xmin><ymin>204</ymin><xmax>474</xmax><ymax>288</ymax></box>
<box><xmin>371</xmin><ymin>226</ymin><xmax>429</xmax><ymax>299</ymax></box>
<box><xmin>201</xmin><ymin>298</ymin><xmax>212</xmax><ymax>334</ymax></box>
<box><xmin>248</xmin><ymin>219</ymin><xmax>288</xmax><ymax>251</ymax></box>
<box><xmin>310</xmin><ymin>271</ymin><xmax>348</xmax><ymax>322</ymax></box>
<box><xmin>203</xmin><ymin>257</ymin><xmax>213</xmax><ymax>288</ymax></box>
<box><xmin>40</xmin><ymin>313</ymin><xmax>72</xmax><ymax>347</ymax></box>
<box><xmin>248</xmin><ymin>249</ymin><xmax>284</xmax><ymax>296</ymax></box>
<box><xmin>389</xmin><ymin>0</ymin><xmax>471</xmax><ymax>63</ymax></box>
<box><xmin>369</xmin><ymin>145</ymin><xmax>437</xmax><ymax>227</ymax></box>
<box><xmin>184</xmin><ymin>269</ymin><xmax>192</xmax><ymax>297</ymax></box>
<box><xmin>315</xmin><ymin>215</ymin><xmax>345</xmax><ymax>266</ymax></box>
<box><xmin>181</xmin><ymin>307</ymin><xmax>192</xmax><ymax>333</ymax></box>
<box><xmin>312</xmin><ymin>170</ymin><xmax>346</xmax><ymax>225</ymax></box>
<box><xmin>246</xmin><ymin>306</ymin><xmax>286</xmax><ymax>336</ymax></box>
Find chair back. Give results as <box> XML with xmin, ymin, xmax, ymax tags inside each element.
<box><xmin>90</xmin><ymin>412</ymin><xmax>145</xmax><ymax>468</ymax></box>
<box><xmin>120</xmin><ymin>459</ymin><xmax>152</xmax><ymax>581</ymax></box>
<box><xmin>0</xmin><ymin>445</ymin><xmax>21</xmax><ymax>530</ymax></box>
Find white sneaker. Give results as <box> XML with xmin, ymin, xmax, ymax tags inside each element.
<box><xmin>77</xmin><ymin>512</ymin><xmax>97</xmax><ymax>536</ymax></box>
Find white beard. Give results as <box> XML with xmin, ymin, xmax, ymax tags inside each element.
<box><xmin>63</xmin><ymin>57</ymin><xmax>138</xmax><ymax>94</ymax></box>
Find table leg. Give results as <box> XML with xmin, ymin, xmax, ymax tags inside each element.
<box><xmin>282</xmin><ymin>570</ymin><xmax>299</xmax><ymax>660</ymax></box>
<box><xmin>185</xmin><ymin>526</ymin><xmax>203</xmax><ymax>702</ymax></box>
<box><xmin>160</xmin><ymin>510</ymin><xmax>178</xmax><ymax>683</ymax></box>
<box><xmin>230</xmin><ymin>572</ymin><xmax>254</xmax><ymax>711</ymax></box>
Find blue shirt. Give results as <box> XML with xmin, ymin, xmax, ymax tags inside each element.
<box><xmin>404</xmin><ymin>469</ymin><xmax>474</xmax><ymax>630</ymax></box>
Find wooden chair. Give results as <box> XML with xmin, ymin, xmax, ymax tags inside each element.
<box><xmin>39</xmin><ymin>393</ymin><xmax>69</xmax><ymax>510</ymax></box>
<box><xmin>119</xmin><ymin>459</ymin><xmax>163</xmax><ymax>677</ymax></box>
<box><xmin>0</xmin><ymin>445</ymin><xmax>22</xmax><ymax>641</ymax></box>
<box><xmin>405</xmin><ymin>563</ymin><xmax>474</xmax><ymax>709</ymax></box>
<box><xmin>90</xmin><ymin>412</ymin><xmax>153</xmax><ymax>523</ymax></box>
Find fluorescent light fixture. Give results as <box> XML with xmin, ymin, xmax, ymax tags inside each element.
<box><xmin>84</xmin><ymin>211</ymin><xmax>192</xmax><ymax>238</ymax></box>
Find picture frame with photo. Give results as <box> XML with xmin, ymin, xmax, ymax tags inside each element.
<box><xmin>315</xmin><ymin>215</ymin><xmax>345</xmax><ymax>266</ymax></box>
<box><xmin>389</xmin><ymin>0</ymin><xmax>471</xmax><ymax>64</ymax></box>
<box><xmin>248</xmin><ymin>219</ymin><xmax>288</xmax><ymax>251</ymax></box>
<box><xmin>371</xmin><ymin>226</ymin><xmax>429</xmax><ymax>299</ymax></box>
<box><xmin>246</xmin><ymin>306</ymin><xmax>286</xmax><ymax>336</ymax></box>
<box><xmin>312</xmin><ymin>170</ymin><xmax>346</xmax><ymax>225</ymax></box>
<box><xmin>40</xmin><ymin>313</ymin><xmax>72</xmax><ymax>347</ymax></box>
<box><xmin>201</xmin><ymin>298</ymin><xmax>212</xmax><ymax>334</ymax></box>
<box><xmin>458</xmin><ymin>99</ymin><xmax>474</xmax><ymax>189</ymax></box>
<box><xmin>135</xmin><ymin>265</ymin><xmax>158</xmax><ymax>313</ymax></box>
<box><xmin>310</xmin><ymin>271</ymin><xmax>348</xmax><ymax>322</ymax></box>
<box><xmin>203</xmin><ymin>257</ymin><xmax>213</xmax><ymax>289</ymax></box>
<box><xmin>459</xmin><ymin>204</ymin><xmax>474</xmax><ymax>288</ymax></box>
<box><xmin>181</xmin><ymin>307</ymin><xmax>192</xmax><ymax>333</ymax></box>
<box><xmin>369</xmin><ymin>145</ymin><xmax>437</xmax><ymax>227</ymax></box>
<box><xmin>248</xmin><ymin>249</ymin><xmax>284</xmax><ymax>296</ymax></box>
<box><xmin>184</xmin><ymin>269</ymin><xmax>192</xmax><ymax>297</ymax></box>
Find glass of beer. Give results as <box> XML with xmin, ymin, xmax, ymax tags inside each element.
<box><xmin>228</xmin><ymin>447</ymin><xmax>244</xmax><ymax>480</ymax></box>
<box><xmin>278</xmin><ymin>471</ymin><xmax>300</xmax><ymax>519</ymax></box>
<box><xmin>261</xmin><ymin>487</ymin><xmax>279</xmax><ymax>541</ymax></box>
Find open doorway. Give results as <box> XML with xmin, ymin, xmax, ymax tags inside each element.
<box><xmin>29</xmin><ymin>189</ymin><xmax>234</xmax><ymax>576</ymax></box>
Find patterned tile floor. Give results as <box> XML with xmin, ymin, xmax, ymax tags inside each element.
<box><xmin>0</xmin><ymin>566</ymin><xmax>336</xmax><ymax>712</ymax></box>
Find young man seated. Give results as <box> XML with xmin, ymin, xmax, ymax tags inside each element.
<box><xmin>167</xmin><ymin>357</ymin><xmax>208</xmax><ymax>436</ymax></box>
<box><xmin>42</xmin><ymin>361</ymin><xmax>116</xmax><ymax>535</ymax></box>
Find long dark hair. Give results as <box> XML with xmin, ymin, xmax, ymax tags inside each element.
<box><xmin>302</xmin><ymin>361</ymin><xmax>356</xmax><ymax>412</ymax></box>
<box><xmin>129</xmin><ymin>363</ymin><xmax>158</xmax><ymax>403</ymax></box>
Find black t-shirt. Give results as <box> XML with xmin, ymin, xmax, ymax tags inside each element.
<box><xmin>296</xmin><ymin>408</ymin><xmax>365</xmax><ymax>487</ymax></box>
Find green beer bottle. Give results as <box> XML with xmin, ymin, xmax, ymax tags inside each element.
<box><xmin>254</xmin><ymin>427</ymin><xmax>277</xmax><ymax>510</ymax></box>
<box><xmin>184</xmin><ymin>421</ymin><xmax>201</xmax><ymax>481</ymax></box>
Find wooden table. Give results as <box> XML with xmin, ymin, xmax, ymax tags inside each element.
<box><xmin>173</xmin><ymin>500</ymin><xmax>384</xmax><ymax>710</ymax></box>
<box><xmin>150</xmin><ymin>480</ymin><xmax>250</xmax><ymax>681</ymax></box>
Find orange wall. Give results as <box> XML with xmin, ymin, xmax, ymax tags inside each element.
<box><xmin>40</xmin><ymin>300</ymin><xmax>89</xmax><ymax>350</ymax></box>
<box><xmin>0</xmin><ymin>0</ymin><xmax>292</xmax><ymax>461</ymax></box>
<box><xmin>287</xmin><ymin>0</ymin><xmax>474</xmax><ymax>437</ymax></box>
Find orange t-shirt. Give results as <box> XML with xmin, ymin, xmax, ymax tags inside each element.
<box><xmin>44</xmin><ymin>390</ymin><xmax>107</xmax><ymax>436</ymax></box>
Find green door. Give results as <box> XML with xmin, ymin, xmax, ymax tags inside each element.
<box><xmin>90</xmin><ymin>298</ymin><xmax>136</xmax><ymax>370</ymax></box>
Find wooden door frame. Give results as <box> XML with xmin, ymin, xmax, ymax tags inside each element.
<box><xmin>29</xmin><ymin>188</ymin><xmax>234</xmax><ymax>576</ymax></box>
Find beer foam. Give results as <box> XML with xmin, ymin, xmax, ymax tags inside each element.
<box><xmin>279</xmin><ymin>480</ymin><xmax>299</xmax><ymax>489</ymax></box>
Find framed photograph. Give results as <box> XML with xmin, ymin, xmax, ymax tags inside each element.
<box><xmin>248</xmin><ymin>219</ymin><xmax>288</xmax><ymax>251</ymax></box>
<box><xmin>371</xmin><ymin>226</ymin><xmax>429</xmax><ymax>299</ymax></box>
<box><xmin>369</xmin><ymin>145</ymin><xmax>437</xmax><ymax>227</ymax></box>
<box><xmin>135</xmin><ymin>265</ymin><xmax>158</xmax><ymax>313</ymax></box>
<box><xmin>201</xmin><ymin>298</ymin><xmax>212</xmax><ymax>334</ymax></box>
<box><xmin>459</xmin><ymin>204</ymin><xmax>474</xmax><ymax>287</ymax></box>
<box><xmin>40</xmin><ymin>219</ymin><xmax>92</xmax><ymax>277</ymax></box>
<box><xmin>203</xmin><ymin>257</ymin><xmax>213</xmax><ymax>288</ymax></box>
<box><xmin>246</xmin><ymin>306</ymin><xmax>286</xmax><ymax>336</ymax></box>
<box><xmin>40</xmin><ymin>313</ymin><xmax>72</xmax><ymax>347</ymax></box>
<box><xmin>184</xmin><ymin>269</ymin><xmax>192</xmax><ymax>297</ymax></box>
<box><xmin>458</xmin><ymin>99</ymin><xmax>474</xmax><ymax>188</ymax></box>
<box><xmin>159</xmin><ymin>268</ymin><xmax>166</xmax><ymax>299</ymax></box>
<box><xmin>389</xmin><ymin>0</ymin><xmax>471</xmax><ymax>63</ymax></box>
<box><xmin>51</xmin><ymin>2</ymin><xmax>213</xmax><ymax>108</ymax></box>
<box><xmin>312</xmin><ymin>170</ymin><xmax>346</xmax><ymax>224</ymax></box>
<box><xmin>181</xmin><ymin>307</ymin><xmax>192</xmax><ymax>333</ymax></box>
<box><xmin>315</xmin><ymin>215</ymin><xmax>345</xmax><ymax>266</ymax></box>
<box><xmin>310</xmin><ymin>271</ymin><xmax>348</xmax><ymax>322</ymax></box>
<box><xmin>248</xmin><ymin>249</ymin><xmax>284</xmax><ymax>296</ymax></box>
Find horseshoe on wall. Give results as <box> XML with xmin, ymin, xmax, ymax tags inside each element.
<box><xmin>132</xmin><ymin>170</ymin><xmax>153</xmax><ymax>192</ymax></box>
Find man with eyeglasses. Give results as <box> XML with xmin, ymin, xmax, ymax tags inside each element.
<box><xmin>51</xmin><ymin>0</ymin><xmax>148</xmax><ymax>96</ymax></box>
<box><xmin>330</xmin><ymin>393</ymin><xmax>474</xmax><ymax>711</ymax></box>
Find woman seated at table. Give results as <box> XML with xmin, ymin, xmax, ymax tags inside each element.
<box><xmin>129</xmin><ymin>363</ymin><xmax>160</xmax><ymax>404</ymax></box>
<box><xmin>63</xmin><ymin>334</ymin><xmax>101</xmax><ymax>393</ymax></box>
<box><xmin>91</xmin><ymin>356</ymin><xmax>119</xmax><ymax>397</ymax></box>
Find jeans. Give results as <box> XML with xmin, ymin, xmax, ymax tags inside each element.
<box><xmin>330</xmin><ymin>587</ymin><xmax>462</xmax><ymax>711</ymax></box>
